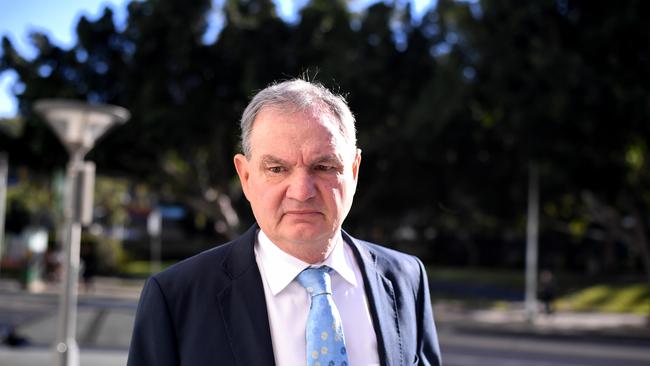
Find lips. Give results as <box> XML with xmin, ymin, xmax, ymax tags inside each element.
<box><xmin>283</xmin><ymin>208</ymin><xmax>324</xmax><ymax>219</ymax></box>
<box><xmin>284</xmin><ymin>210</ymin><xmax>321</xmax><ymax>216</ymax></box>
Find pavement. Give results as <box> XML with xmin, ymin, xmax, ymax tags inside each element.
<box><xmin>0</xmin><ymin>277</ymin><xmax>141</xmax><ymax>366</ymax></box>
<box><xmin>1</xmin><ymin>277</ymin><xmax>649</xmax><ymax>366</ymax></box>
<box><xmin>434</xmin><ymin>301</ymin><xmax>650</xmax><ymax>341</ymax></box>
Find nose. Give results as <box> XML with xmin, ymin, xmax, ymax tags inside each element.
<box><xmin>286</xmin><ymin>170</ymin><xmax>316</xmax><ymax>202</ymax></box>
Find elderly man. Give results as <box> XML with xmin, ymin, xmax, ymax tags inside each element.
<box><xmin>127</xmin><ymin>79</ymin><xmax>442</xmax><ymax>366</ymax></box>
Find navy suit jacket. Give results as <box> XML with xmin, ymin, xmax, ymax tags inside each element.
<box><xmin>127</xmin><ymin>225</ymin><xmax>441</xmax><ymax>366</ymax></box>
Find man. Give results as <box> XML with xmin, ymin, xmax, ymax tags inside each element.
<box><xmin>127</xmin><ymin>79</ymin><xmax>442</xmax><ymax>366</ymax></box>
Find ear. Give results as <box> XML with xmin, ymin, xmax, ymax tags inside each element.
<box><xmin>351</xmin><ymin>148</ymin><xmax>362</xmax><ymax>188</ymax></box>
<box><xmin>234</xmin><ymin>153</ymin><xmax>251</xmax><ymax>200</ymax></box>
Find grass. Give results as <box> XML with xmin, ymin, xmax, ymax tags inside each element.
<box><xmin>427</xmin><ymin>267</ymin><xmax>650</xmax><ymax>315</ymax></box>
<box><xmin>119</xmin><ymin>260</ymin><xmax>176</xmax><ymax>277</ymax></box>
<box><xmin>556</xmin><ymin>284</ymin><xmax>650</xmax><ymax>315</ymax></box>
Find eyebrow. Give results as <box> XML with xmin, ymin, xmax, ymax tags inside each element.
<box><xmin>311</xmin><ymin>154</ymin><xmax>344</xmax><ymax>166</ymax></box>
<box><xmin>259</xmin><ymin>154</ymin><xmax>344</xmax><ymax>167</ymax></box>
<box><xmin>260</xmin><ymin>155</ymin><xmax>290</xmax><ymax>166</ymax></box>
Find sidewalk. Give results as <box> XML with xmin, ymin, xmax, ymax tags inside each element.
<box><xmin>434</xmin><ymin>301</ymin><xmax>650</xmax><ymax>341</ymax></box>
<box><xmin>0</xmin><ymin>276</ymin><xmax>144</xmax><ymax>300</ymax></box>
<box><xmin>0</xmin><ymin>277</ymin><xmax>141</xmax><ymax>366</ymax></box>
<box><xmin>0</xmin><ymin>347</ymin><xmax>127</xmax><ymax>366</ymax></box>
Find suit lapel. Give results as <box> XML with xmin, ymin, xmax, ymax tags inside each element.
<box><xmin>215</xmin><ymin>227</ymin><xmax>403</xmax><ymax>366</ymax></box>
<box><xmin>343</xmin><ymin>232</ymin><xmax>403</xmax><ymax>366</ymax></box>
<box><xmin>216</xmin><ymin>226</ymin><xmax>276</xmax><ymax>366</ymax></box>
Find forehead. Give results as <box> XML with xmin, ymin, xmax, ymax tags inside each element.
<box><xmin>249</xmin><ymin>106</ymin><xmax>350</xmax><ymax>158</ymax></box>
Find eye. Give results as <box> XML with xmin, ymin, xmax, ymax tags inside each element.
<box><xmin>268</xmin><ymin>166</ymin><xmax>285</xmax><ymax>174</ymax></box>
<box><xmin>314</xmin><ymin>164</ymin><xmax>335</xmax><ymax>172</ymax></box>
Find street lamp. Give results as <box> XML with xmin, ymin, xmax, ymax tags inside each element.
<box><xmin>34</xmin><ymin>100</ymin><xmax>130</xmax><ymax>366</ymax></box>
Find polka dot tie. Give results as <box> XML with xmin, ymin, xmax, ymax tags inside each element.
<box><xmin>297</xmin><ymin>266</ymin><xmax>350</xmax><ymax>366</ymax></box>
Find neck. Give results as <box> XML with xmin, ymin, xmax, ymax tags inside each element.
<box><xmin>271</xmin><ymin>234</ymin><xmax>340</xmax><ymax>264</ymax></box>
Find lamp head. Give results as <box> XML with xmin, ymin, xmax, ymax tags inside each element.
<box><xmin>34</xmin><ymin>99</ymin><xmax>130</xmax><ymax>158</ymax></box>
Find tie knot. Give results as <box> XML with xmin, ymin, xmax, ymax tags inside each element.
<box><xmin>297</xmin><ymin>266</ymin><xmax>332</xmax><ymax>296</ymax></box>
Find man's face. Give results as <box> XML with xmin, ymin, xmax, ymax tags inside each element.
<box><xmin>234</xmin><ymin>106</ymin><xmax>361</xmax><ymax>256</ymax></box>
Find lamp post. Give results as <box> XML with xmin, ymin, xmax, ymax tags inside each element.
<box><xmin>525</xmin><ymin>163</ymin><xmax>540</xmax><ymax>322</ymax></box>
<box><xmin>34</xmin><ymin>100</ymin><xmax>129</xmax><ymax>366</ymax></box>
<box><xmin>0</xmin><ymin>153</ymin><xmax>7</xmax><ymax>278</ymax></box>
<box><xmin>147</xmin><ymin>207</ymin><xmax>162</xmax><ymax>275</ymax></box>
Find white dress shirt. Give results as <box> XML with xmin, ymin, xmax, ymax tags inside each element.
<box><xmin>254</xmin><ymin>229</ymin><xmax>380</xmax><ymax>366</ymax></box>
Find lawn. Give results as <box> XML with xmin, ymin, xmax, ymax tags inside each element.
<box><xmin>556</xmin><ymin>284</ymin><xmax>650</xmax><ymax>315</ymax></box>
<box><xmin>427</xmin><ymin>267</ymin><xmax>650</xmax><ymax>315</ymax></box>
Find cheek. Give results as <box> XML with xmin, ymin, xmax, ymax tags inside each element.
<box><xmin>338</xmin><ymin>174</ymin><xmax>358</xmax><ymax>208</ymax></box>
<box><xmin>253</xmin><ymin>180</ymin><xmax>285</xmax><ymax>207</ymax></box>
<box><xmin>321</xmin><ymin>176</ymin><xmax>347</xmax><ymax>204</ymax></box>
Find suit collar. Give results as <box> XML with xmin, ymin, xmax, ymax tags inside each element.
<box><xmin>217</xmin><ymin>225</ymin><xmax>402</xmax><ymax>366</ymax></box>
<box><xmin>343</xmin><ymin>230</ymin><xmax>403</xmax><ymax>366</ymax></box>
<box><xmin>256</xmin><ymin>228</ymin><xmax>358</xmax><ymax>295</ymax></box>
<box><xmin>217</xmin><ymin>224</ymin><xmax>276</xmax><ymax>366</ymax></box>
<box><xmin>220</xmin><ymin>224</ymin><xmax>259</xmax><ymax>278</ymax></box>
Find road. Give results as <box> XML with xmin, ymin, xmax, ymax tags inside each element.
<box><xmin>3</xmin><ymin>329</ymin><xmax>649</xmax><ymax>366</ymax></box>
<box><xmin>440</xmin><ymin>329</ymin><xmax>650</xmax><ymax>366</ymax></box>
<box><xmin>2</xmin><ymin>286</ymin><xmax>650</xmax><ymax>366</ymax></box>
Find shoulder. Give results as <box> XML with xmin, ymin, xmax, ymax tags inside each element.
<box><xmin>159</xmin><ymin>242</ymin><xmax>233</xmax><ymax>278</ymax></box>
<box><xmin>150</xmin><ymin>241</ymin><xmax>235</xmax><ymax>293</ymax></box>
<box><xmin>153</xmin><ymin>226</ymin><xmax>258</xmax><ymax>282</ymax></box>
<box><xmin>150</xmin><ymin>225</ymin><xmax>258</xmax><ymax>295</ymax></box>
<box><xmin>345</xmin><ymin>233</ymin><xmax>426</xmax><ymax>283</ymax></box>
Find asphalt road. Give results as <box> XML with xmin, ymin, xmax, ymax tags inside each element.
<box><xmin>441</xmin><ymin>330</ymin><xmax>650</xmax><ymax>366</ymax></box>
<box><xmin>3</xmin><ymin>331</ymin><xmax>650</xmax><ymax>366</ymax></box>
<box><xmin>2</xmin><ymin>287</ymin><xmax>650</xmax><ymax>366</ymax></box>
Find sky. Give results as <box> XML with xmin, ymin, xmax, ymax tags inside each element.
<box><xmin>0</xmin><ymin>0</ymin><xmax>435</xmax><ymax>118</ymax></box>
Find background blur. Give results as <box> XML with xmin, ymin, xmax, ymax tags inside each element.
<box><xmin>0</xmin><ymin>0</ymin><xmax>649</xmax><ymax>364</ymax></box>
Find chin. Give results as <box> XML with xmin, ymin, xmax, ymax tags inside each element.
<box><xmin>284</xmin><ymin>227</ymin><xmax>331</xmax><ymax>243</ymax></box>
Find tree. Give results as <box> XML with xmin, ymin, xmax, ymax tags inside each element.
<box><xmin>448</xmin><ymin>0</ymin><xmax>650</xmax><ymax>285</ymax></box>
<box><xmin>1</xmin><ymin>0</ymin><xmax>649</xmax><ymax>283</ymax></box>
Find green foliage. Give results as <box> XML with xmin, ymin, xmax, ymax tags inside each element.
<box><xmin>119</xmin><ymin>260</ymin><xmax>175</xmax><ymax>277</ymax></box>
<box><xmin>428</xmin><ymin>266</ymin><xmax>524</xmax><ymax>289</ymax></box>
<box><xmin>5</xmin><ymin>169</ymin><xmax>60</xmax><ymax>233</ymax></box>
<box><xmin>94</xmin><ymin>176</ymin><xmax>130</xmax><ymax>226</ymax></box>
<box><xmin>1</xmin><ymin>0</ymin><xmax>649</xmax><ymax>281</ymax></box>
<box><xmin>81</xmin><ymin>233</ymin><xmax>127</xmax><ymax>274</ymax></box>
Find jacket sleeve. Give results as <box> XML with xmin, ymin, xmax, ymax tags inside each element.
<box><xmin>415</xmin><ymin>257</ymin><xmax>442</xmax><ymax>366</ymax></box>
<box><xmin>127</xmin><ymin>277</ymin><xmax>180</xmax><ymax>366</ymax></box>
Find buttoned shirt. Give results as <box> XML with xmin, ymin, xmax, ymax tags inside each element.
<box><xmin>254</xmin><ymin>229</ymin><xmax>380</xmax><ymax>366</ymax></box>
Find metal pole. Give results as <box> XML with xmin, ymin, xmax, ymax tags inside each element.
<box><xmin>54</xmin><ymin>151</ymin><xmax>84</xmax><ymax>366</ymax></box>
<box><xmin>0</xmin><ymin>153</ymin><xmax>7</xmax><ymax>278</ymax></box>
<box><xmin>151</xmin><ymin>233</ymin><xmax>162</xmax><ymax>275</ymax></box>
<box><xmin>148</xmin><ymin>208</ymin><xmax>162</xmax><ymax>275</ymax></box>
<box><xmin>525</xmin><ymin>162</ymin><xmax>540</xmax><ymax>322</ymax></box>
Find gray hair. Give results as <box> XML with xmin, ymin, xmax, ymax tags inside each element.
<box><xmin>240</xmin><ymin>79</ymin><xmax>357</xmax><ymax>158</ymax></box>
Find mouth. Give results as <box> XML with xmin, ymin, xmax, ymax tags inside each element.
<box><xmin>282</xmin><ymin>209</ymin><xmax>323</xmax><ymax>220</ymax></box>
<box><xmin>284</xmin><ymin>210</ymin><xmax>321</xmax><ymax>216</ymax></box>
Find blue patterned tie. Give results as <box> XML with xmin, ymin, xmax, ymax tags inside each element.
<box><xmin>297</xmin><ymin>266</ymin><xmax>350</xmax><ymax>366</ymax></box>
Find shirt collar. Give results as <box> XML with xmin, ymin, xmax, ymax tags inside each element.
<box><xmin>255</xmin><ymin>229</ymin><xmax>358</xmax><ymax>296</ymax></box>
